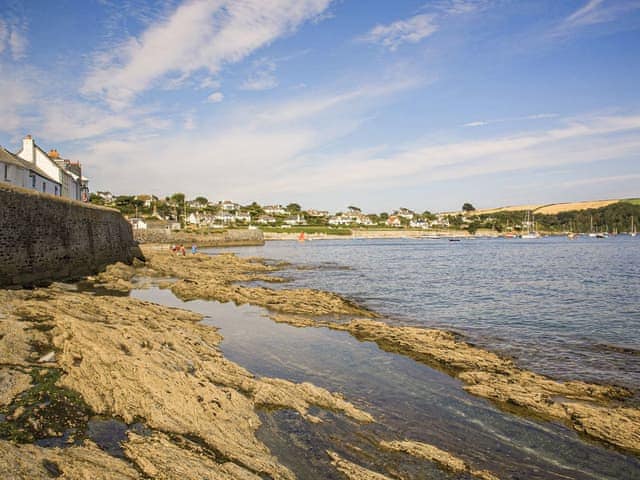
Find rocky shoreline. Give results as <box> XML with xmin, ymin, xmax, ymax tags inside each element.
<box><xmin>0</xmin><ymin>246</ymin><xmax>638</xmax><ymax>479</ymax></box>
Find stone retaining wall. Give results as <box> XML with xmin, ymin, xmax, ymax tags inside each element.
<box><xmin>0</xmin><ymin>183</ymin><xmax>142</xmax><ymax>287</ymax></box>
<box><xmin>134</xmin><ymin>228</ymin><xmax>264</xmax><ymax>247</ymax></box>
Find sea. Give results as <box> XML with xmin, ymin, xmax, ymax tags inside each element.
<box><xmin>132</xmin><ymin>235</ymin><xmax>640</xmax><ymax>479</ymax></box>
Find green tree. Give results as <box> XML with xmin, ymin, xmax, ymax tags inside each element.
<box><xmin>194</xmin><ymin>196</ymin><xmax>209</xmax><ymax>206</ymax></box>
<box><xmin>286</xmin><ymin>203</ymin><xmax>301</xmax><ymax>213</ymax></box>
<box><xmin>348</xmin><ymin>205</ymin><xmax>361</xmax><ymax>212</ymax></box>
<box><xmin>171</xmin><ymin>193</ymin><xmax>185</xmax><ymax>205</ymax></box>
<box><xmin>462</xmin><ymin>202</ymin><xmax>475</xmax><ymax>212</ymax></box>
<box><xmin>379</xmin><ymin>212</ymin><xmax>389</xmax><ymax>221</ymax></box>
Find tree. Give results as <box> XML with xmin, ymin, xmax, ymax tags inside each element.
<box><xmin>194</xmin><ymin>196</ymin><xmax>209</xmax><ymax>206</ymax></box>
<box><xmin>379</xmin><ymin>212</ymin><xmax>389</xmax><ymax>221</ymax></box>
<box><xmin>462</xmin><ymin>202</ymin><xmax>475</xmax><ymax>213</ymax></box>
<box><xmin>171</xmin><ymin>193</ymin><xmax>185</xmax><ymax>205</ymax></box>
<box><xmin>348</xmin><ymin>205</ymin><xmax>361</xmax><ymax>212</ymax></box>
<box><xmin>286</xmin><ymin>203</ymin><xmax>301</xmax><ymax>213</ymax></box>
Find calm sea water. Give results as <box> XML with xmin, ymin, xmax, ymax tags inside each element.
<box><xmin>207</xmin><ymin>236</ymin><xmax>640</xmax><ymax>393</ymax></box>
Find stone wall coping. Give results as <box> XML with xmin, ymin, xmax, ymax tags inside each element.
<box><xmin>0</xmin><ymin>182</ymin><xmax>119</xmax><ymax>214</ymax></box>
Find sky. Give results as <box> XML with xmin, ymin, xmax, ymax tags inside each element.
<box><xmin>1</xmin><ymin>0</ymin><xmax>639</xmax><ymax>212</ymax></box>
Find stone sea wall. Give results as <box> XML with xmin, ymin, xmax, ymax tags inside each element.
<box><xmin>134</xmin><ymin>228</ymin><xmax>264</xmax><ymax>247</ymax></box>
<box><xmin>0</xmin><ymin>183</ymin><xmax>142</xmax><ymax>287</ymax></box>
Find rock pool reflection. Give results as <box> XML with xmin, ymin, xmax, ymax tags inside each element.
<box><xmin>132</xmin><ymin>287</ymin><xmax>640</xmax><ymax>479</ymax></box>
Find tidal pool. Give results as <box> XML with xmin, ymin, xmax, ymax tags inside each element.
<box><xmin>132</xmin><ymin>287</ymin><xmax>640</xmax><ymax>479</ymax></box>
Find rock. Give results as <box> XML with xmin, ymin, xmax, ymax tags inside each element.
<box><xmin>38</xmin><ymin>351</ymin><xmax>56</xmax><ymax>363</ymax></box>
<box><xmin>380</xmin><ymin>440</ymin><xmax>500</xmax><ymax>480</ymax></box>
<box><xmin>327</xmin><ymin>451</ymin><xmax>393</xmax><ymax>480</ymax></box>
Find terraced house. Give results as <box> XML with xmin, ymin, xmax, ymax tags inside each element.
<box><xmin>0</xmin><ymin>135</ymin><xmax>89</xmax><ymax>201</ymax></box>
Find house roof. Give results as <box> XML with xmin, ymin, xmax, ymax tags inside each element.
<box><xmin>0</xmin><ymin>146</ymin><xmax>61</xmax><ymax>185</ymax></box>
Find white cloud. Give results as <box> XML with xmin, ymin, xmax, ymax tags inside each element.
<box><xmin>361</xmin><ymin>14</ymin><xmax>438</xmax><ymax>51</ymax></box>
<box><xmin>82</xmin><ymin>0</ymin><xmax>332</xmax><ymax>108</ymax></box>
<box><xmin>463</xmin><ymin>113</ymin><xmax>558</xmax><ymax>127</ymax></box>
<box><xmin>207</xmin><ymin>91</ymin><xmax>224</xmax><ymax>103</ymax></box>
<box><xmin>561</xmin><ymin>173</ymin><xmax>640</xmax><ymax>188</ymax></box>
<box><xmin>556</xmin><ymin>0</ymin><xmax>640</xmax><ymax>34</ymax></box>
<box><xmin>9</xmin><ymin>28</ymin><xmax>27</xmax><ymax>60</ymax></box>
<box><xmin>0</xmin><ymin>18</ymin><xmax>28</xmax><ymax>60</ymax></box>
<box><xmin>241</xmin><ymin>58</ymin><xmax>278</xmax><ymax>91</ymax></box>
<box><xmin>0</xmin><ymin>20</ymin><xmax>6</xmax><ymax>55</ymax></box>
<box><xmin>430</xmin><ymin>0</ymin><xmax>489</xmax><ymax>15</ymax></box>
<box><xmin>257</xmin><ymin>113</ymin><xmax>640</xmax><ymax>194</ymax></box>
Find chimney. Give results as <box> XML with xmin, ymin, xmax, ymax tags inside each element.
<box><xmin>21</xmin><ymin>135</ymin><xmax>35</xmax><ymax>164</ymax></box>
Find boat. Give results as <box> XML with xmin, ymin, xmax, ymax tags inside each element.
<box><xmin>632</xmin><ymin>216</ymin><xmax>637</xmax><ymax>237</ymax></box>
<box><xmin>521</xmin><ymin>211</ymin><xmax>541</xmax><ymax>239</ymax></box>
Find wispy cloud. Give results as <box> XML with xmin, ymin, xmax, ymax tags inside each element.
<box><xmin>0</xmin><ymin>17</ymin><xmax>28</xmax><ymax>60</ymax></box>
<box><xmin>561</xmin><ymin>173</ymin><xmax>640</xmax><ymax>188</ymax></box>
<box><xmin>241</xmin><ymin>58</ymin><xmax>278</xmax><ymax>91</ymax></box>
<box><xmin>463</xmin><ymin>113</ymin><xmax>558</xmax><ymax>127</ymax></box>
<box><xmin>555</xmin><ymin>0</ymin><xmax>640</xmax><ymax>34</ymax></box>
<box><xmin>258</xmin><ymin>113</ymin><xmax>640</xmax><ymax>195</ymax></box>
<box><xmin>82</xmin><ymin>0</ymin><xmax>332</xmax><ymax>108</ymax></box>
<box><xmin>430</xmin><ymin>0</ymin><xmax>490</xmax><ymax>15</ymax></box>
<box><xmin>207</xmin><ymin>91</ymin><xmax>224</xmax><ymax>103</ymax></box>
<box><xmin>360</xmin><ymin>14</ymin><xmax>439</xmax><ymax>51</ymax></box>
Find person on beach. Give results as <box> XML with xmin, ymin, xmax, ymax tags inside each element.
<box><xmin>180</xmin><ymin>245</ymin><xmax>186</xmax><ymax>256</ymax></box>
<box><xmin>191</xmin><ymin>244</ymin><xmax>197</xmax><ymax>254</ymax></box>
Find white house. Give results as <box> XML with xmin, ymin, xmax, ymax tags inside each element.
<box><xmin>235</xmin><ymin>211</ymin><xmax>252</xmax><ymax>223</ymax></box>
<box><xmin>219</xmin><ymin>200</ymin><xmax>240</xmax><ymax>212</ymax></box>
<box><xmin>129</xmin><ymin>218</ymin><xmax>148</xmax><ymax>230</ymax></box>
<box><xmin>1</xmin><ymin>145</ymin><xmax>62</xmax><ymax>195</ymax></box>
<box><xmin>395</xmin><ymin>208</ymin><xmax>415</xmax><ymax>220</ymax></box>
<box><xmin>263</xmin><ymin>205</ymin><xmax>287</xmax><ymax>215</ymax></box>
<box><xmin>16</xmin><ymin>135</ymin><xmax>88</xmax><ymax>201</ymax></box>
<box><xmin>284</xmin><ymin>215</ymin><xmax>304</xmax><ymax>226</ymax></box>
<box><xmin>256</xmin><ymin>215</ymin><xmax>277</xmax><ymax>224</ymax></box>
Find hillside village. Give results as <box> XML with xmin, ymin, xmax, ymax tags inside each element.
<box><xmin>88</xmin><ymin>191</ymin><xmax>640</xmax><ymax>235</ymax></box>
<box><xmin>0</xmin><ymin>135</ymin><xmax>89</xmax><ymax>201</ymax></box>
<box><xmin>90</xmin><ymin>192</ymin><xmax>456</xmax><ymax>231</ymax></box>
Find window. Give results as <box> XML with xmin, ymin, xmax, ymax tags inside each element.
<box><xmin>3</xmin><ymin>164</ymin><xmax>8</xmax><ymax>180</ymax></box>
<box><xmin>55</xmin><ymin>185</ymin><xmax>59</xmax><ymax>195</ymax></box>
<box><xmin>31</xmin><ymin>175</ymin><xmax>36</xmax><ymax>188</ymax></box>
<box><xmin>42</xmin><ymin>182</ymin><xmax>46</xmax><ymax>192</ymax></box>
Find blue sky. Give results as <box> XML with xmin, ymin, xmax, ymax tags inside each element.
<box><xmin>1</xmin><ymin>0</ymin><xmax>639</xmax><ymax>212</ymax></box>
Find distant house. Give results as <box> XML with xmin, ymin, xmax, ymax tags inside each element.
<box><xmin>395</xmin><ymin>208</ymin><xmax>415</xmax><ymax>220</ymax></box>
<box><xmin>135</xmin><ymin>194</ymin><xmax>158</xmax><ymax>208</ymax></box>
<box><xmin>284</xmin><ymin>215</ymin><xmax>303</xmax><ymax>226</ymax></box>
<box><xmin>386</xmin><ymin>216</ymin><xmax>402</xmax><ymax>227</ymax></box>
<box><xmin>219</xmin><ymin>200</ymin><xmax>240</xmax><ymax>212</ymax></box>
<box><xmin>263</xmin><ymin>204</ymin><xmax>287</xmax><ymax>215</ymax></box>
<box><xmin>235</xmin><ymin>211</ymin><xmax>252</xmax><ymax>223</ymax></box>
<box><xmin>0</xmin><ymin>145</ymin><xmax>62</xmax><ymax>196</ymax></box>
<box><xmin>187</xmin><ymin>212</ymin><xmax>201</xmax><ymax>225</ymax></box>
<box><xmin>129</xmin><ymin>218</ymin><xmax>148</xmax><ymax>230</ymax></box>
<box><xmin>410</xmin><ymin>220</ymin><xmax>428</xmax><ymax>229</ymax></box>
<box><xmin>256</xmin><ymin>215</ymin><xmax>277</xmax><ymax>225</ymax></box>
<box><xmin>215</xmin><ymin>211</ymin><xmax>235</xmax><ymax>224</ymax></box>
<box><xmin>96</xmin><ymin>191</ymin><xmax>114</xmax><ymax>203</ymax></box>
<box><xmin>328</xmin><ymin>212</ymin><xmax>372</xmax><ymax>226</ymax></box>
<box><xmin>305</xmin><ymin>209</ymin><xmax>329</xmax><ymax>218</ymax></box>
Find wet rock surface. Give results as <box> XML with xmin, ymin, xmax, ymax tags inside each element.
<box><xmin>0</xmin><ymin>276</ymin><xmax>372</xmax><ymax>479</ymax></box>
<box><xmin>1</xmin><ymin>246</ymin><xmax>639</xmax><ymax>479</ymax></box>
<box><xmin>271</xmin><ymin>314</ymin><xmax>640</xmax><ymax>455</ymax></box>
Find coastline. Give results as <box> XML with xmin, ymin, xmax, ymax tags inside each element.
<box><xmin>1</xmin><ymin>246</ymin><xmax>638</xmax><ymax>479</ymax></box>
<box><xmin>263</xmin><ymin>228</ymin><xmax>489</xmax><ymax>241</ymax></box>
